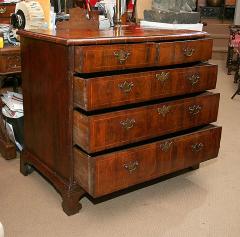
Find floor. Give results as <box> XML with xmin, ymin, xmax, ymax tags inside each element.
<box><xmin>0</xmin><ymin>60</ymin><xmax>240</xmax><ymax>237</ymax></box>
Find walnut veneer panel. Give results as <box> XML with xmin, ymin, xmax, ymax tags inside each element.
<box><xmin>74</xmin><ymin>92</ymin><xmax>220</xmax><ymax>153</ymax></box>
<box><xmin>74</xmin><ymin>125</ymin><xmax>222</xmax><ymax>197</ymax></box>
<box><xmin>74</xmin><ymin>39</ymin><xmax>212</xmax><ymax>73</ymax></box>
<box><xmin>18</xmin><ymin>26</ymin><xmax>208</xmax><ymax>45</ymax></box>
<box><xmin>74</xmin><ymin>63</ymin><xmax>217</xmax><ymax>111</ymax></box>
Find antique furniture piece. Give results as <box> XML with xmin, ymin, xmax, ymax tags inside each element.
<box><xmin>227</xmin><ymin>25</ymin><xmax>240</xmax><ymax>77</ymax></box>
<box><xmin>18</xmin><ymin>26</ymin><xmax>221</xmax><ymax>216</ymax></box>
<box><xmin>0</xmin><ymin>45</ymin><xmax>21</xmax><ymax>159</ymax></box>
<box><xmin>0</xmin><ymin>2</ymin><xmax>15</xmax><ymax>24</ymax></box>
<box><xmin>231</xmin><ymin>42</ymin><xmax>240</xmax><ymax>99</ymax></box>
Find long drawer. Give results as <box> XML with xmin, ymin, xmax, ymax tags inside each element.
<box><xmin>74</xmin><ymin>125</ymin><xmax>222</xmax><ymax>197</ymax></box>
<box><xmin>74</xmin><ymin>39</ymin><xmax>212</xmax><ymax>73</ymax></box>
<box><xmin>73</xmin><ymin>92</ymin><xmax>220</xmax><ymax>153</ymax></box>
<box><xmin>74</xmin><ymin>63</ymin><xmax>217</xmax><ymax>111</ymax></box>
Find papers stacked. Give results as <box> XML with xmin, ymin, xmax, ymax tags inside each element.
<box><xmin>1</xmin><ymin>92</ymin><xmax>23</xmax><ymax>118</ymax></box>
<box><xmin>1</xmin><ymin>91</ymin><xmax>23</xmax><ymax>151</ymax></box>
<box><xmin>140</xmin><ymin>21</ymin><xmax>203</xmax><ymax>31</ymax></box>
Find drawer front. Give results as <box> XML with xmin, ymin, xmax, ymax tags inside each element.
<box><xmin>0</xmin><ymin>54</ymin><xmax>21</xmax><ymax>74</ymax></box>
<box><xmin>157</xmin><ymin>38</ymin><xmax>213</xmax><ymax>66</ymax></box>
<box><xmin>74</xmin><ymin>43</ymin><xmax>156</xmax><ymax>73</ymax></box>
<box><xmin>74</xmin><ymin>125</ymin><xmax>222</xmax><ymax>197</ymax></box>
<box><xmin>73</xmin><ymin>93</ymin><xmax>220</xmax><ymax>153</ymax></box>
<box><xmin>74</xmin><ymin>64</ymin><xmax>217</xmax><ymax>111</ymax></box>
<box><xmin>74</xmin><ymin>39</ymin><xmax>212</xmax><ymax>73</ymax></box>
<box><xmin>0</xmin><ymin>17</ymin><xmax>11</xmax><ymax>24</ymax></box>
<box><xmin>0</xmin><ymin>4</ymin><xmax>15</xmax><ymax>17</ymax></box>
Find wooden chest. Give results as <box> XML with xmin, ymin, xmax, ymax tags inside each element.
<box><xmin>0</xmin><ymin>46</ymin><xmax>21</xmax><ymax>75</ymax></box>
<box><xmin>18</xmin><ymin>26</ymin><xmax>222</xmax><ymax>216</ymax></box>
<box><xmin>0</xmin><ymin>3</ymin><xmax>15</xmax><ymax>24</ymax></box>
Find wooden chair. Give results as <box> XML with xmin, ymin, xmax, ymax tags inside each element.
<box><xmin>226</xmin><ymin>25</ymin><xmax>240</xmax><ymax>81</ymax></box>
<box><xmin>231</xmin><ymin>42</ymin><xmax>240</xmax><ymax>99</ymax></box>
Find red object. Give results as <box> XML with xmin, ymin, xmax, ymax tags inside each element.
<box><xmin>128</xmin><ymin>0</ymin><xmax>134</xmax><ymax>10</ymax></box>
<box><xmin>89</xmin><ymin>0</ymin><xmax>98</xmax><ymax>6</ymax></box>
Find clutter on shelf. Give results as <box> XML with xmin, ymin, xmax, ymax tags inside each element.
<box><xmin>1</xmin><ymin>91</ymin><xmax>23</xmax><ymax>151</ymax></box>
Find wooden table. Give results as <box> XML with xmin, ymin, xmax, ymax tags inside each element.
<box><xmin>0</xmin><ymin>45</ymin><xmax>21</xmax><ymax>159</ymax></box>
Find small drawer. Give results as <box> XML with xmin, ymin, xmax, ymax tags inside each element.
<box><xmin>0</xmin><ymin>54</ymin><xmax>21</xmax><ymax>74</ymax></box>
<box><xmin>73</xmin><ymin>92</ymin><xmax>220</xmax><ymax>153</ymax></box>
<box><xmin>74</xmin><ymin>43</ymin><xmax>156</xmax><ymax>73</ymax></box>
<box><xmin>74</xmin><ymin>39</ymin><xmax>212</xmax><ymax>73</ymax></box>
<box><xmin>157</xmin><ymin>38</ymin><xmax>213</xmax><ymax>66</ymax></box>
<box><xmin>6</xmin><ymin>54</ymin><xmax>21</xmax><ymax>72</ymax></box>
<box><xmin>74</xmin><ymin>63</ymin><xmax>218</xmax><ymax>111</ymax></box>
<box><xmin>0</xmin><ymin>4</ymin><xmax>15</xmax><ymax>17</ymax></box>
<box><xmin>74</xmin><ymin>125</ymin><xmax>222</xmax><ymax>197</ymax></box>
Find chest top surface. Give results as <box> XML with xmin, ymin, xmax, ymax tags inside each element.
<box><xmin>18</xmin><ymin>25</ymin><xmax>208</xmax><ymax>46</ymax></box>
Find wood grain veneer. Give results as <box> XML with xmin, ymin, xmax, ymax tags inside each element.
<box><xmin>74</xmin><ymin>125</ymin><xmax>222</xmax><ymax>197</ymax></box>
<box><xmin>18</xmin><ymin>25</ymin><xmax>221</xmax><ymax>216</ymax></box>
<box><xmin>74</xmin><ymin>63</ymin><xmax>218</xmax><ymax>110</ymax></box>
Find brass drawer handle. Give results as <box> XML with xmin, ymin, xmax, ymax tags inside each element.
<box><xmin>187</xmin><ymin>73</ymin><xmax>200</xmax><ymax>86</ymax></box>
<box><xmin>118</xmin><ymin>81</ymin><xmax>134</xmax><ymax>93</ymax></box>
<box><xmin>191</xmin><ymin>143</ymin><xmax>204</xmax><ymax>152</ymax></box>
<box><xmin>120</xmin><ymin>118</ymin><xmax>135</xmax><ymax>130</ymax></box>
<box><xmin>188</xmin><ymin>105</ymin><xmax>202</xmax><ymax>116</ymax></box>
<box><xmin>183</xmin><ymin>47</ymin><xmax>195</xmax><ymax>57</ymax></box>
<box><xmin>157</xmin><ymin>105</ymin><xmax>172</xmax><ymax>117</ymax></box>
<box><xmin>160</xmin><ymin>140</ymin><xmax>174</xmax><ymax>152</ymax></box>
<box><xmin>114</xmin><ymin>49</ymin><xmax>131</xmax><ymax>64</ymax></box>
<box><xmin>156</xmin><ymin>72</ymin><xmax>170</xmax><ymax>83</ymax></box>
<box><xmin>0</xmin><ymin>7</ymin><xmax>6</xmax><ymax>14</ymax></box>
<box><xmin>124</xmin><ymin>161</ymin><xmax>139</xmax><ymax>173</ymax></box>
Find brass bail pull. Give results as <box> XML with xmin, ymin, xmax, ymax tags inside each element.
<box><xmin>156</xmin><ymin>72</ymin><xmax>170</xmax><ymax>83</ymax></box>
<box><xmin>187</xmin><ymin>73</ymin><xmax>200</xmax><ymax>86</ymax></box>
<box><xmin>114</xmin><ymin>50</ymin><xmax>131</xmax><ymax>64</ymax></box>
<box><xmin>118</xmin><ymin>81</ymin><xmax>134</xmax><ymax>93</ymax></box>
<box><xmin>188</xmin><ymin>105</ymin><xmax>202</xmax><ymax>116</ymax></box>
<box><xmin>124</xmin><ymin>161</ymin><xmax>139</xmax><ymax>173</ymax></box>
<box><xmin>0</xmin><ymin>7</ymin><xmax>6</xmax><ymax>14</ymax></box>
<box><xmin>183</xmin><ymin>47</ymin><xmax>195</xmax><ymax>57</ymax></box>
<box><xmin>160</xmin><ymin>140</ymin><xmax>174</xmax><ymax>152</ymax></box>
<box><xmin>191</xmin><ymin>143</ymin><xmax>204</xmax><ymax>152</ymax></box>
<box><xmin>157</xmin><ymin>105</ymin><xmax>172</xmax><ymax>117</ymax></box>
<box><xmin>120</xmin><ymin>118</ymin><xmax>136</xmax><ymax>130</ymax></box>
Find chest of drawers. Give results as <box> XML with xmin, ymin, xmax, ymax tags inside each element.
<box><xmin>18</xmin><ymin>26</ymin><xmax>221</xmax><ymax>216</ymax></box>
<box><xmin>0</xmin><ymin>3</ymin><xmax>15</xmax><ymax>24</ymax></box>
<box><xmin>0</xmin><ymin>46</ymin><xmax>21</xmax><ymax>75</ymax></box>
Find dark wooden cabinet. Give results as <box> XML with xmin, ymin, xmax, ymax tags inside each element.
<box><xmin>0</xmin><ymin>3</ymin><xmax>15</xmax><ymax>24</ymax></box>
<box><xmin>0</xmin><ymin>46</ymin><xmax>21</xmax><ymax>75</ymax></box>
<box><xmin>18</xmin><ymin>26</ymin><xmax>221</xmax><ymax>216</ymax></box>
<box><xmin>0</xmin><ymin>45</ymin><xmax>21</xmax><ymax>160</ymax></box>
